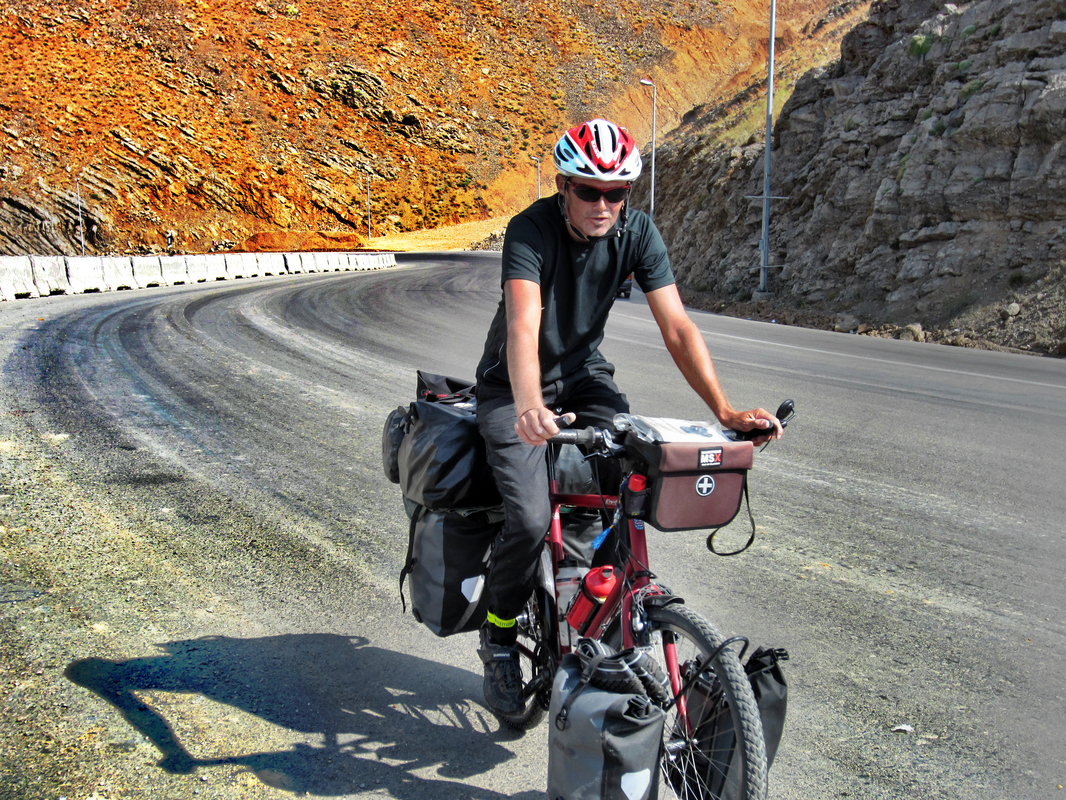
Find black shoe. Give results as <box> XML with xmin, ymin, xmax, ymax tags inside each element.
<box><xmin>478</xmin><ymin>634</ymin><xmax>524</xmax><ymax>716</ymax></box>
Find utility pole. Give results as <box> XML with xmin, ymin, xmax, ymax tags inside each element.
<box><xmin>745</xmin><ymin>0</ymin><xmax>786</xmax><ymax>297</ymax></box>
<box><xmin>365</xmin><ymin>170</ymin><xmax>372</xmax><ymax>240</ymax></box>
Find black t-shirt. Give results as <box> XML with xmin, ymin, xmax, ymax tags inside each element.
<box><xmin>476</xmin><ymin>194</ymin><xmax>675</xmax><ymax>389</ymax></box>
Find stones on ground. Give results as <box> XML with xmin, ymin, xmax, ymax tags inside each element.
<box><xmin>834</xmin><ymin>313</ymin><xmax>861</xmax><ymax>332</ymax></box>
<box><xmin>898</xmin><ymin>323</ymin><xmax>925</xmax><ymax>342</ymax></box>
<box><xmin>1000</xmin><ymin>302</ymin><xmax>1022</xmax><ymax>319</ymax></box>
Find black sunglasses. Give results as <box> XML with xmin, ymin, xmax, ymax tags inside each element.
<box><xmin>568</xmin><ymin>182</ymin><xmax>630</xmax><ymax>204</ymax></box>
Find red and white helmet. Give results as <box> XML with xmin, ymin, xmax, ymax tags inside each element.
<box><xmin>553</xmin><ymin>119</ymin><xmax>642</xmax><ymax>182</ymax></box>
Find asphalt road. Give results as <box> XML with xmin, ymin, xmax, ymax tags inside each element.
<box><xmin>1</xmin><ymin>254</ymin><xmax>1063</xmax><ymax>799</ymax></box>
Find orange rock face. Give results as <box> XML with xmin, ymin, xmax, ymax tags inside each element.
<box><xmin>0</xmin><ymin>0</ymin><xmax>855</xmax><ymax>255</ymax></box>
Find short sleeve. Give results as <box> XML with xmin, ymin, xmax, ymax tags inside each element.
<box><xmin>500</xmin><ymin>214</ymin><xmax>545</xmax><ymax>285</ymax></box>
<box><xmin>631</xmin><ymin>216</ymin><xmax>675</xmax><ymax>293</ymax></box>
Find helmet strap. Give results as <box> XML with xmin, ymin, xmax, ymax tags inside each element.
<box><xmin>558</xmin><ymin>180</ymin><xmax>590</xmax><ymax>243</ymax></box>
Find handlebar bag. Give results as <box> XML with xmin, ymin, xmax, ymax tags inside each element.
<box><xmin>624</xmin><ymin>433</ymin><xmax>753</xmax><ymax>532</ymax></box>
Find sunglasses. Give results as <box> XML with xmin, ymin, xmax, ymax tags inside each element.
<box><xmin>568</xmin><ymin>182</ymin><xmax>630</xmax><ymax>204</ymax></box>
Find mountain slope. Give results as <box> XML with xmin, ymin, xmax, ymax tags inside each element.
<box><xmin>640</xmin><ymin>0</ymin><xmax>1066</xmax><ymax>354</ymax></box>
<box><xmin>0</xmin><ymin>0</ymin><xmax>863</xmax><ymax>255</ymax></box>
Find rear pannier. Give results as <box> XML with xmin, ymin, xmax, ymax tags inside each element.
<box><xmin>386</xmin><ymin>371</ymin><xmax>504</xmax><ymax>637</ymax></box>
<box><xmin>400</xmin><ymin>505</ymin><xmax>503</xmax><ymax>637</ymax></box>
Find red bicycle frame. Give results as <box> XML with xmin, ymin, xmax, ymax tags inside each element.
<box><xmin>547</xmin><ymin>471</ymin><xmax>691</xmax><ymax>724</ymax></box>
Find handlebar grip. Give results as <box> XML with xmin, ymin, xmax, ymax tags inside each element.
<box><xmin>732</xmin><ymin>425</ymin><xmax>775</xmax><ymax>441</ymax></box>
<box><xmin>549</xmin><ymin>427</ymin><xmax>597</xmax><ymax>447</ymax></box>
<box><xmin>731</xmin><ymin>399</ymin><xmax>795</xmax><ymax>440</ymax></box>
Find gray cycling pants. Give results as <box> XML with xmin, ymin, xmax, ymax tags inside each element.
<box><xmin>476</xmin><ymin>364</ymin><xmax>629</xmax><ymax>620</ymax></box>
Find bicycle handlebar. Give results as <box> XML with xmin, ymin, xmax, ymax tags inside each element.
<box><xmin>549</xmin><ymin>399</ymin><xmax>795</xmax><ymax>451</ymax></box>
<box><xmin>550</xmin><ymin>426</ymin><xmax>618</xmax><ymax>452</ymax></box>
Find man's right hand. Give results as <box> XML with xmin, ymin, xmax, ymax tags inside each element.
<box><xmin>515</xmin><ymin>408</ymin><xmax>576</xmax><ymax>446</ymax></box>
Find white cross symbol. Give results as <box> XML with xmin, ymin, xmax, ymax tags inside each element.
<box><xmin>696</xmin><ymin>475</ymin><xmax>716</xmax><ymax>496</ymax></box>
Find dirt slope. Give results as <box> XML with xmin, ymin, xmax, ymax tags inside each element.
<box><xmin>0</xmin><ymin>0</ymin><xmax>866</xmax><ymax>255</ymax></box>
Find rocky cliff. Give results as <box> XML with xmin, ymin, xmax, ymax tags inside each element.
<box><xmin>0</xmin><ymin>0</ymin><xmax>862</xmax><ymax>256</ymax></box>
<box><xmin>640</xmin><ymin>0</ymin><xmax>1066</xmax><ymax>354</ymax></box>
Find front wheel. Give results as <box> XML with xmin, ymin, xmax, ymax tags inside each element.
<box><xmin>637</xmin><ymin>604</ymin><xmax>769</xmax><ymax>800</ymax></box>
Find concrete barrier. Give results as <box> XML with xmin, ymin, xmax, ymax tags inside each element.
<box><xmin>30</xmin><ymin>256</ymin><xmax>69</xmax><ymax>296</ymax></box>
<box><xmin>159</xmin><ymin>255</ymin><xmax>187</xmax><ymax>285</ymax></box>
<box><xmin>226</xmin><ymin>252</ymin><xmax>258</xmax><ymax>278</ymax></box>
<box><xmin>131</xmin><ymin>256</ymin><xmax>164</xmax><ymax>288</ymax></box>
<box><xmin>194</xmin><ymin>254</ymin><xmax>221</xmax><ymax>281</ymax></box>
<box><xmin>221</xmin><ymin>253</ymin><xmax>241</xmax><ymax>279</ymax></box>
<box><xmin>258</xmin><ymin>252</ymin><xmax>286</xmax><ymax>276</ymax></box>
<box><xmin>4</xmin><ymin>248</ymin><xmax>397</xmax><ymax>302</ymax></box>
<box><xmin>102</xmin><ymin>256</ymin><xmax>136</xmax><ymax>290</ymax></box>
<box><xmin>0</xmin><ymin>256</ymin><xmax>37</xmax><ymax>300</ymax></box>
<box><xmin>184</xmin><ymin>254</ymin><xmax>211</xmax><ymax>283</ymax></box>
<box><xmin>66</xmin><ymin>256</ymin><xmax>107</xmax><ymax>293</ymax></box>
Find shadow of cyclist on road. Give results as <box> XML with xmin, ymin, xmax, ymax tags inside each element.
<box><xmin>66</xmin><ymin>633</ymin><xmax>536</xmax><ymax>798</ymax></box>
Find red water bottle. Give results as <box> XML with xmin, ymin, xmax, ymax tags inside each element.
<box><xmin>566</xmin><ymin>566</ymin><xmax>618</xmax><ymax>635</ymax></box>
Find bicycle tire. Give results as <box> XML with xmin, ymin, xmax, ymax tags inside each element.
<box><xmin>612</xmin><ymin>603</ymin><xmax>768</xmax><ymax>800</ymax></box>
<box><xmin>494</xmin><ymin>587</ymin><xmax>552</xmax><ymax>730</ymax></box>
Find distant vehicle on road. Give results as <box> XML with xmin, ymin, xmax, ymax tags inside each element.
<box><xmin>617</xmin><ymin>274</ymin><xmax>633</xmax><ymax>299</ymax></box>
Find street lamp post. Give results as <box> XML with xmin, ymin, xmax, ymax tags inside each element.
<box><xmin>75</xmin><ymin>176</ymin><xmax>86</xmax><ymax>256</ymax></box>
<box><xmin>530</xmin><ymin>155</ymin><xmax>541</xmax><ymax>199</ymax></box>
<box><xmin>639</xmin><ymin>78</ymin><xmax>657</xmax><ymax>224</ymax></box>
<box><xmin>365</xmin><ymin>170</ymin><xmax>372</xmax><ymax>240</ymax></box>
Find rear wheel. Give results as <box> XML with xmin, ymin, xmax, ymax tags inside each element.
<box><xmin>615</xmin><ymin>603</ymin><xmax>768</xmax><ymax>800</ymax></box>
<box><xmin>493</xmin><ymin>587</ymin><xmax>554</xmax><ymax>730</ymax></box>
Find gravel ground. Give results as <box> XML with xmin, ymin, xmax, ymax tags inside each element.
<box><xmin>0</xmin><ymin>298</ymin><xmax>394</xmax><ymax>800</ymax></box>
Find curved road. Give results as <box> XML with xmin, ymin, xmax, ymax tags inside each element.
<box><xmin>1</xmin><ymin>254</ymin><xmax>1063</xmax><ymax>798</ymax></box>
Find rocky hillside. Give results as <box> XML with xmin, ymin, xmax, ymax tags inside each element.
<box><xmin>638</xmin><ymin>0</ymin><xmax>1066</xmax><ymax>355</ymax></box>
<box><xmin>0</xmin><ymin>0</ymin><xmax>865</xmax><ymax>256</ymax></box>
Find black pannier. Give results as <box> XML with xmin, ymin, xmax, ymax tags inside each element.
<box><xmin>398</xmin><ymin>400</ymin><xmax>501</xmax><ymax>510</ymax></box>
<box><xmin>400</xmin><ymin>505</ymin><xmax>503</xmax><ymax>637</ymax></box>
<box><xmin>386</xmin><ymin>371</ymin><xmax>501</xmax><ymax>511</ymax></box>
<box><xmin>387</xmin><ymin>371</ymin><xmax>504</xmax><ymax>637</ymax></box>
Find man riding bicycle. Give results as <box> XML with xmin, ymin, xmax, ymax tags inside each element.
<box><xmin>474</xmin><ymin>118</ymin><xmax>783</xmax><ymax>717</ymax></box>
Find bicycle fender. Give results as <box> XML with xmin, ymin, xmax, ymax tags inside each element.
<box><xmin>640</xmin><ymin>592</ymin><xmax>684</xmax><ymax>609</ymax></box>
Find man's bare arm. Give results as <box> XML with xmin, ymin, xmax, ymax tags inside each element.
<box><xmin>644</xmin><ymin>284</ymin><xmax>781</xmax><ymax>438</ymax></box>
<box><xmin>505</xmin><ymin>279</ymin><xmax>572</xmax><ymax>445</ymax></box>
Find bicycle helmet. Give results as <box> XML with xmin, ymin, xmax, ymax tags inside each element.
<box><xmin>553</xmin><ymin>119</ymin><xmax>642</xmax><ymax>182</ymax></box>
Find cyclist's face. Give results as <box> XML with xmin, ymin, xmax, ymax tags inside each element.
<box><xmin>556</xmin><ymin>176</ymin><xmax>629</xmax><ymax>239</ymax></box>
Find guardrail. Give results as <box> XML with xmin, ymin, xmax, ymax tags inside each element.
<box><xmin>0</xmin><ymin>251</ymin><xmax>398</xmax><ymax>302</ymax></box>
